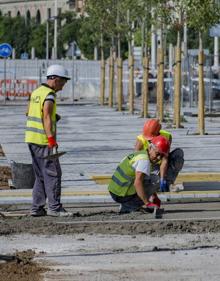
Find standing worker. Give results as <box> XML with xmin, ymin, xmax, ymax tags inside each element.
<box><xmin>108</xmin><ymin>136</ymin><xmax>170</xmax><ymax>213</ymax></box>
<box><xmin>25</xmin><ymin>64</ymin><xmax>72</xmax><ymax>217</ymax></box>
<box><xmin>134</xmin><ymin>119</ymin><xmax>184</xmax><ymax>192</ymax></box>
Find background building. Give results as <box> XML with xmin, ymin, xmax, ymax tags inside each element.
<box><xmin>0</xmin><ymin>0</ymin><xmax>85</xmax><ymax>23</ymax></box>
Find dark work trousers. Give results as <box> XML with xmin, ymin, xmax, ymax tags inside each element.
<box><xmin>166</xmin><ymin>148</ymin><xmax>184</xmax><ymax>185</ymax></box>
<box><xmin>28</xmin><ymin>144</ymin><xmax>62</xmax><ymax>212</ymax></box>
<box><xmin>151</xmin><ymin>148</ymin><xmax>184</xmax><ymax>185</ymax></box>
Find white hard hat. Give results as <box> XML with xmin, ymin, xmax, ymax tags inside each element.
<box><xmin>46</xmin><ymin>64</ymin><xmax>70</xmax><ymax>80</ymax></box>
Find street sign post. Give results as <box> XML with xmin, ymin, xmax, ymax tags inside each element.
<box><xmin>0</xmin><ymin>43</ymin><xmax>13</xmax><ymax>103</ymax></box>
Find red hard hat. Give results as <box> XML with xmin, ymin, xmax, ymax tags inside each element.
<box><xmin>151</xmin><ymin>135</ymin><xmax>170</xmax><ymax>156</ymax></box>
<box><xmin>143</xmin><ymin>119</ymin><xmax>161</xmax><ymax>140</ymax></box>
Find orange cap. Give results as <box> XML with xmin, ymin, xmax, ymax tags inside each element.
<box><xmin>143</xmin><ymin>119</ymin><xmax>161</xmax><ymax>140</ymax></box>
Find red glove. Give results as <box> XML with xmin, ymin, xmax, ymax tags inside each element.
<box><xmin>150</xmin><ymin>194</ymin><xmax>161</xmax><ymax>208</ymax></box>
<box><xmin>146</xmin><ymin>202</ymin><xmax>160</xmax><ymax>209</ymax></box>
<box><xmin>47</xmin><ymin>136</ymin><xmax>57</xmax><ymax>148</ymax></box>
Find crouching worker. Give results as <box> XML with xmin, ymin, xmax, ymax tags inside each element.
<box><xmin>108</xmin><ymin>136</ymin><xmax>170</xmax><ymax>214</ymax></box>
<box><xmin>135</xmin><ymin>119</ymin><xmax>184</xmax><ymax>192</ymax></box>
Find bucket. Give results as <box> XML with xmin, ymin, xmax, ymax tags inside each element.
<box><xmin>10</xmin><ymin>161</ymin><xmax>35</xmax><ymax>189</ymax></box>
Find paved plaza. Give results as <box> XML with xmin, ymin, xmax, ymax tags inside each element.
<box><xmin>1</xmin><ymin>100</ymin><xmax>220</xmax><ymax>196</ymax></box>
<box><xmin>1</xmin><ymin>100</ymin><xmax>220</xmax><ymax>280</ymax></box>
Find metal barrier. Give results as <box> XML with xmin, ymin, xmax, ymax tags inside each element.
<box><xmin>0</xmin><ymin>59</ymin><xmax>101</xmax><ymax>102</ymax></box>
<box><xmin>0</xmin><ymin>57</ymin><xmax>220</xmax><ymax>112</ymax></box>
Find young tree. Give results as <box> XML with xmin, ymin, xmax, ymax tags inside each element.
<box><xmin>58</xmin><ymin>11</ymin><xmax>82</xmax><ymax>58</ymax></box>
<box><xmin>85</xmin><ymin>0</ymin><xmax>117</xmax><ymax>105</ymax></box>
<box><xmin>185</xmin><ymin>0</ymin><xmax>220</xmax><ymax>134</ymax></box>
<box><xmin>153</xmin><ymin>0</ymin><xmax>173</xmax><ymax>122</ymax></box>
<box><xmin>28</xmin><ymin>22</ymin><xmax>48</xmax><ymax>58</ymax></box>
<box><xmin>168</xmin><ymin>0</ymin><xmax>186</xmax><ymax>128</ymax></box>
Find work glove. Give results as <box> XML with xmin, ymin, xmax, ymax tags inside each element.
<box><xmin>146</xmin><ymin>202</ymin><xmax>160</xmax><ymax>210</ymax></box>
<box><xmin>47</xmin><ymin>136</ymin><xmax>58</xmax><ymax>149</ymax></box>
<box><xmin>141</xmin><ymin>202</ymin><xmax>158</xmax><ymax>214</ymax></box>
<box><xmin>149</xmin><ymin>194</ymin><xmax>161</xmax><ymax>208</ymax></box>
<box><xmin>160</xmin><ymin>178</ymin><xmax>169</xmax><ymax>192</ymax></box>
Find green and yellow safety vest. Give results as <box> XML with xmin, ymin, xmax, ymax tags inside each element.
<box><xmin>137</xmin><ymin>129</ymin><xmax>172</xmax><ymax>150</ymax></box>
<box><xmin>25</xmin><ymin>85</ymin><xmax>56</xmax><ymax>145</ymax></box>
<box><xmin>108</xmin><ymin>151</ymin><xmax>150</xmax><ymax>197</ymax></box>
<box><xmin>160</xmin><ymin>129</ymin><xmax>172</xmax><ymax>141</ymax></box>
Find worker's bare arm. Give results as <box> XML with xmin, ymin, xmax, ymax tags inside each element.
<box><xmin>134</xmin><ymin>139</ymin><xmax>144</xmax><ymax>151</ymax></box>
<box><xmin>43</xmin><ymin>100</ymin><xmax>54</xmax><ymax>137</ymax></box>
<box><xmin>160</xmin><ymin>156</ymin><xmax>168</xmax><ymax>179</ymax></box>
<box><xmin>134</xmin><ymin>171</ymin><xmax>149</xmax><ymax>204</ymax></box>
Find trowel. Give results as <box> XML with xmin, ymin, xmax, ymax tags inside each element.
<box><xmin>43</xmin><ymin>147</ymin><xmax>66</xmax><ymax>160</ymax></box>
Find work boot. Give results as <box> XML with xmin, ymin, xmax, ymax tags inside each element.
<box><xmin>47</xmin><ymin>207</ymin><xmax>73</xmax><ymax>217</ymax></box>
<box><xmin>119</xmin><ymin>204</ymin><xmax>131</xmax><ymax>214</ymax></box>
<box><xmin>31</xmin><ymin>208</ymin><xmax>47</xmax><ymax>217</ymax></box>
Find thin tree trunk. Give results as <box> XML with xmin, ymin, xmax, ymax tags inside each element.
<box><xmin>198</xmin><ymin>32</ymin><xmax>205</xmax><ymax>135</ymax></box>
<box><xmin>142</xmin><ymin>56</ymin><xmax>149</xmax><ymax>118</ymax></box>
<box><xmin>100</xmin><ymin>32</ymin><xmax>105</xmax><ymax>105</ymax></box>
<box><xmin>127</xmin><ymin>10</ymin><xmax>134</xmax><ymax>114</ymax></box>
<box><xmin>141</xmin><ymin>18</ymin><xmax>149</xmax><ymax>118</ymax></box>
<box><xmin>128</xmin><ymin>53</ymin><xmax>134</xmax><ymax>114</ymax></box>
<box><xmin>108</xmin><ymin>47</ymin><xmax>114</xmax><ymax>107</ymax></box>
<box><xmin>174</xmin><ymin>29</ymin><xmax>182</xmax><ymax>128</ymax></box>
<box><xmin>117</xmin><ymin>57</ymin><xmax>123</xmax><ymax>111</ymax></box>
<box><xmin>116</xmin><ymin>8</ymin><xmax>123</xmax><ymax>111</ymax></box>
<box><xmin>156</xmin><ymin>27</ymin><xmax>164</xmax><ymax>122</ymax></box>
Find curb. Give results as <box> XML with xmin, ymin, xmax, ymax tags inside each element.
<box><xmin>0</xmin><ymin>191</ymin><xmax>220</xmax><ymax>205</ymax></box>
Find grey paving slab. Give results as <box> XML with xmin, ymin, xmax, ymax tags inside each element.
<box><xmin>1</xmin><ymin>102</ymin><xmax>220</xmax><ymax>191</ymax></box>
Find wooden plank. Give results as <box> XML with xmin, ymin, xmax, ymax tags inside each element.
<box><xmin>91</xmin><ymin>173</ymin><xmax>220</xmax><ymax>185</ymax></box>
<box><xmin>0</xmin><ymin>212</ymin><xmax>28</xmax><ymax>217</ymax></box>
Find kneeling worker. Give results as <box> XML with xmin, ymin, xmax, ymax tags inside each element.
<box><xmin>108</xmin><ymin>136</ymin><xmax>170</xmax><ymax>213</ymax></box>
<box><xmin>135</xmin><ymin>119</ymin><xmax>184</xmax><ymax>192</ymax></box>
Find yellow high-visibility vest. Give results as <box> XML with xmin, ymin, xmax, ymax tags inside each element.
<box><xmin>108</xmin><ymin>151</ymin><xmax>149</xmax><ymax>197</ymax></box>
<box><xmin>25</xmin><ymin>85</ymin><xmax>56</xmax><ymax>145</ymax></box>
<box><xmin>159</xmin><ymin>130</ymin><xmax>172</xmax><ymax>141</ymax></box>
<box><xmin>137</xmin><ymin>130</ymin><xmax>172</xmax><ymax>150</ymax></box>
<box><xmin>137</xmin><ymin>134</ymin><xmax>150</xmax><ymax>150</ymax></box>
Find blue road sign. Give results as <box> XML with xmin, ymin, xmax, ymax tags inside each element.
<box><xmin>0</xmin><ymin>43</ymin><xmax>13</xmax><ymax>58</ymax></box>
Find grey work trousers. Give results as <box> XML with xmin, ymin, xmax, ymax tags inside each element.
<box><xmin>28</xmin><ymin>144</ymin><xmax>62</xmax><ymax>212</ymax></box>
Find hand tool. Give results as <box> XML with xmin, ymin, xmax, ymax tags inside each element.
<box><xmin>43</xmin><ymin>147</ymin><xmax>66</xmax><ymax>160</ymax></box>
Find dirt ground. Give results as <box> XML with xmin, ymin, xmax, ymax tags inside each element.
<box><xmin>1</xmin><ymin>202</ymin><xmax>220</xmax><ymax>236</ymax></box>
<box><xmin>0</xmin><ymin>250</ymin><xmax>47</xmax><ymax>281</ymax></box>
<box><xmin>0</xmin><ymin>145</ymin><xmax>4</xmax><ymax>157</ymax></box>
<box><xmin>1</xmin><ymin>202</ymin><xmax>220</xmax><ymax>280</ymax></box>
<box><xmin>1</xmin><ymin>203</ymin><xmax>220</xmax><ymax>281</ymax></box>
<box><xmin>0</xmin><ymin>145</ymin><xmax>11</xmax><ymax>189</ymax></box>
<box><xmin>0</xmin><ymin>166</ymin><xmax>11</xmax><ymax>189</ymax></box>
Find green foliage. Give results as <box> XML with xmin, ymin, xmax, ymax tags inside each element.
<box><xmin>28</xmin><ymin>23</ymin><xmax>47</xmax><ymax>58</ymax></box>
<box><xmin>0</xmin><ymin>15</ymin><xmax>31</xmax><ymax>57</ymax></box>
<box><xmin>0</xmin><ymin>0</ymin><xmax>220</xmax><ymax>59</ymax></box>
<box><xmin>58</xmin><ymin>11</ymin><xmax>82</xmax><ymax>57</ymax></box>
<box><xmin>185</xmin><ymin>0</ymin><xmax>220</xmax><ymax>32</ymax></box>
